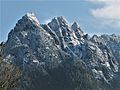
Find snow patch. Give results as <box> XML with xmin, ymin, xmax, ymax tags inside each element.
<box><xmin>33</xmin><ymin>59</ymin><xmax>39</xmax><ymax>64</ymax></box>
<box><xmin>26</xmin><ymin>12</ymin><xmax>40</xmax><ymax>26</ymax></box>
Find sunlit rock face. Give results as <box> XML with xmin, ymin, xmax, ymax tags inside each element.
<box><xmin>2</xmin><ymin>12</ymin><xmax>120</xmax><ymax>90</ymax></box>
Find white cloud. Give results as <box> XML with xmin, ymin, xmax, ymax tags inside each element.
<box><xmin>90</xmin><ymin>0</ymin><xmax>120</xmax><ymax>28</ymax></box>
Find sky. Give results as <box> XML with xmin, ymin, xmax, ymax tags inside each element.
<box><xmin>0</xmin><ymin>0</ymin><xmax>120</xmax><ymax>42</ymax></box>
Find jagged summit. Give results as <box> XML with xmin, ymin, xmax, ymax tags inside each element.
<box><xmin>2</xmin><ymin>13</ymin><xmax>120</xmax><ymax>90</ymax></box>
<box><xmin>72</xmin><ymin>22</ymin><xmax>79</xmax><ymax>28</ymax></box>
<box><xmin>25</xmin><ymin>12</ymin><xmax>40</xmax><ymax>25</ymax></box>
<box><xmin>57</xmin><ymin>16</ymin><xmax>69</xmax><ymax>26</ymax></box>
<box><xmin>48</xmin><ymin>16</ymin><xmax>69</xmax><ymax>27</ymax></box>
<box><xmin>9</xmin><ymin>12</ymin><xmax>42</xmax><ymax>38</ymax></box>
<box><xmin>15</xmin><ymin>12</ymin><xmax>40</xmax><ymax>29</ymax></box>
<box><xmin>25</xmin><ymin>12</ymin><xmax>40</xmax><ymax>26</ymax></box>
<box><xmin>71</xmin><ymin>22</ymin><xmax>84</xmax><ymax>38</ymax></box>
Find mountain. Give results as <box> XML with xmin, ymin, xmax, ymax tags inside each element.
<box><xmin>0</xmin><ymin>12</ymin><xmax>120</xmax><ymax>90</ymax></box>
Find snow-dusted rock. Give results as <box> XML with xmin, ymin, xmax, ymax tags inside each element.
<box><xmin>2</xmin><ymin>12</ymin><xmax>120</xmax><ymax>90</ymax></box>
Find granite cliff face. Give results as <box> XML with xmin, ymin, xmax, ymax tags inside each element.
<box><xmin>1</xmin><ymin>13</ymin><xmax>120</xmax><ymax>90</ymax></box>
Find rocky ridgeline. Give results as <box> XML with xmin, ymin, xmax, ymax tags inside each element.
<box><xmin>2</xmin><ymin>12</ymin><xmax>120</xmax><ymax>90</ymax></box>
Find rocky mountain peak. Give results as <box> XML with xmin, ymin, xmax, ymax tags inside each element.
<box><xmin>24</xmin><ymin>12</ymin><xmax>40</xmax><ymax>26</ymax></box>
<box><xmin>71</xmin><ymin>22</ymin><xmax>84</xmax><ymax>38</ymax></box>
<box><xmin>57</xmin><ymin>16</ymin><xmax>69</xmax><ymax>26</ymax></box>
<box><xmin>72</xmin><ymin>22</ymin><xmax>79</xmax><ymax>28</ymax></box>
<box><xmin>2</xmin><ymin>13</ymin><xmax>120</xmax><ymax>90</ymax></box>
<box><xmin>14</xmin><ymin>12</ymin><xmax>40</xmax><ymax>31</ymax></box>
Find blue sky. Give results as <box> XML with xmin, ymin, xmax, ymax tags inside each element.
<box><xmin>0</xmin><ymin>0</ymin><xmax>120</xmax><ymax>42</ymax></box>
